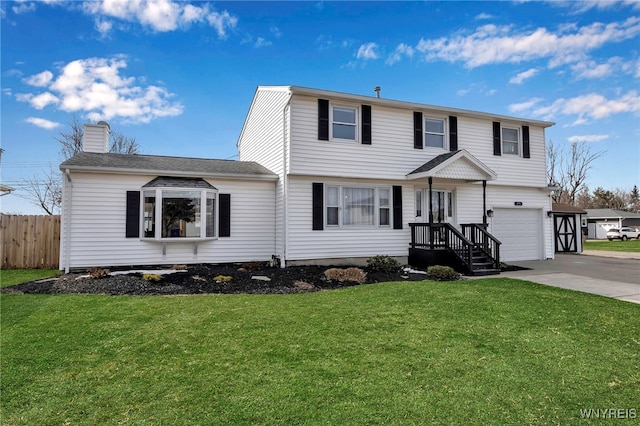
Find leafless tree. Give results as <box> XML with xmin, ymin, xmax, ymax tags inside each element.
<box><xmin>25</xmin><ymin>115</ymin><xmax>140</xmax><ymax>214</ymax></box>
<box><xmin>546</xmin><ymin>140</ymin><xmax>605</xmax><ymax>205</ymax></box>
<box><xmin>23</xmin><ymin>165</ymin><xmax>62</xmax><ymax>215</ymax></box>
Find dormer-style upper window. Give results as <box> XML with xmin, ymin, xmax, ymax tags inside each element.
<box><xmin>332</xmin><ymin>106</ymin><xmax>358</xmax><ymax>141</ymax></box>
<box><xmin>502</xmin><ymin>127</ymin><xmax>520</xmax><ymax>155</ymax></box>
<box><xmin>425</xmin><ymin>117</ymin><xmax>446</xmax><ymax>148</ymax></box>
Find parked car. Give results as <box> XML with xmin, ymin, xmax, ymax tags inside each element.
<box><xmin>606</xmin><ymin>227</ymin><xmax>640</xmax><ymax>241</ymax></box>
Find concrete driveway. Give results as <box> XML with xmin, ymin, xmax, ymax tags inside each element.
<box><xmin>499</xmin><ymin>252</ymin><xmax>640</xmax><ymax>304</ymax></box>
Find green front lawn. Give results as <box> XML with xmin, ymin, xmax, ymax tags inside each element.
<box><xmin>584</xmin><ymin>239</ymin><xmax>640</xmax><ymax>252</ymax></box>
<box><xmin>2</xmin><ymin>279</ymin><xmax>638</xmax><ymax>425</ymax></box>
<box><xmin>0</xmin><ymin>269</ymin><xmax>60</xmax><ymax>289</ymax></box>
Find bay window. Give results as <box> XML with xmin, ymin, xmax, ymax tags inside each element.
<box><xmin>141</xmin><ymin>177</ymin><xmax>217</xmax><ymax>240</ymax></box>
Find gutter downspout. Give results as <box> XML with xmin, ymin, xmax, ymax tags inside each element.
<box><xmin>63</xmin><ymin>168</ymin><xmax>72</xmax><ymax>273</ymax></box>
<box><xmin>281</xmin><ymin>92</ymin><xmax>292</xmax><ymax>268</ymax></box>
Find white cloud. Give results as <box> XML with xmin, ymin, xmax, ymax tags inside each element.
<box><xmin>356</xmin><ymin>42</ymin><xmax>379</xmax><ymax>60</ymax></box>
<box><xmin>509</xmin><ymin>68</ymin><xmax>539</xmax><ymax>84</ymax></box>
<box><xmin>81</xmin><ymin>0</ymin><xmax>237</xmax><ymax>37</ymax></box>
<box><xmin>254</xmin><ymin>37</ymin><xmax>272</xmax><ymax>48</ymax></box>
<box><xmin>475</xmin><ymin>13</ymin><xmax>493</xmax><ymax>20</ymax></box>
<box><xmin>562</xmin><ymin>0</ymin><xmax>640</xmax><ymax>14</ymax></box>
<box><xmin>508</xmin><ymin>97</ymin><xmax>543</xmax><ymax>113</ymax></box>
<box><xmin>23</xmin><ymin>70</ymin><xmax>53</xmax><ymax>87</ymax></box>
<box><xmin>532</xmin><ymin>90</ymin><xmax>640</xmax><ymax>122</ymax></box>
<box><xmin>567</xmin><ymin>134</ymin><xmax>609</xmax><ymax>143</ymax></box>
<box><xmin>12</xmin><ymin>1</ymin><xmax>35</xmax><ymax>14</ymax></box>
<box><xmin>415</xmin><ymin>17</ymin><xmax>640</xmax><ymax>69</ymax></box>
<box><xmin>25</xmin><ymin>117</ymin><xmax>60</xmax><ymax>129</ymax></box>
<box><xmin>386</xmin><ymin>43</ymin><xmax>414</xmax><ymax>65</ymax></box>
<box><xmin>16</xmin><ymin>56</ymin><xmax>183</xmax><ymax>124</ymax></box>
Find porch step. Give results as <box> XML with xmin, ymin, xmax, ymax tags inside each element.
<box><xmin>468</xmin><ymin>268</ymin><xmax>501</xmax><ymax>276</ymax></box>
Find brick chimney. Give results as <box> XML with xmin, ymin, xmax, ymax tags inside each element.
<box><xmin>83</xmin><ymin>121</ymin><xmax>110</xmax><ymax>153</ymax></box>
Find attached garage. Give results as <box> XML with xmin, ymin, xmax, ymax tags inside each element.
<box><xmin>491</xmin><ymin>208</ymin><xmax>543</xmax><ymax>261</ymax></box>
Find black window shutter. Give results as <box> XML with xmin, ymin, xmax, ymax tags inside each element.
<box><xmin>522</xmin><ymin>125</ymin><xmax>530</xmax><ymax>158</ymax></box>
<box><xmin>318</xmin><ymin>99</ymin><xmax>329</xmax><ymax>141</ymax></box>
<box><xmin>413</xmin><ymin>112</ymin><xmax>423</xmax><ymax>149</ymax></box>
<box><xmin>361</xmin><ymin>104</ymin><xmax>371</xmax><ymax>145</ymax></box>
<box><xmin>125</xmin><ymin>191</ymin><xmax>140</xmax><ymax>238</ymax></box>
<box><xmin>492</xmin><ymin>121</ymin><xmax>502</xmax><ymax>156</ymax></box>
<box><xmin>392</xmin><ymin>185</ymin><xmax>403</xmax><ymax>230</ymax></box>
<box><xmin>449</xmin><ymin>116</ymin><xmax>458</xmax><ymax>151</ymax></box>
<box><xmin>219</xmin><ymin>194</ymin><xmax>231</xmax><ymax>237</ymax></box>
<box><xmin>312</xmin><ymin>183</ymin><xmax>324</xmax><ymax>231</ymax></box>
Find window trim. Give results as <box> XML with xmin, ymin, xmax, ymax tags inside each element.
<box><xmin>330</xmin><ymin>104</ymin><xmax>359</xmax><ymax>142</ymax></box>
<box><xmin>325</xmin><ymin>184</ymin><xmax>392</xmax><ymax>228</ymax></box>
<box><xmin>424</xmin><ymin>116</ymin><xmax>448</xmax><ymax>149</ymax></box>
<box><xmin>140</xmin><ymin>187</ymin><xmax>218</xmax><ymax>241</ymax></box>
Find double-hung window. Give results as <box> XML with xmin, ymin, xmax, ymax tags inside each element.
<box><xmin>332</xmin><ymin>106</ymin><xmax>357</xmax><ymax>141</ymax></box>
<box><xmin>142</xmin><ymin>177</ymin><xmax>217</xmax><ymax>240</ymax></box>
<box><xmin>424</xmin><ymin>117</ymin><xmax>446</xmax><ymax>148</ymax></box>
<box><xmin>502</xmin><ymin>127</ymin><xmax>520</xmax><ymax>155</ymax></box>
<box><xmin>326</xmin><ymin>185</ymin><xmax>390</xmax><ymax>227</ymax></box>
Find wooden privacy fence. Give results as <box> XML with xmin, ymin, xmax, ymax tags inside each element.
<box><xmin>0</xmin><ymin>215</ymin><xmax>61</xmax><ymax>269</ymax></box>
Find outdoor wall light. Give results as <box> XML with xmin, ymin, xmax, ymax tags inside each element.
<box><xmin>486</xmin><ymin>209</ymin><xmax>493</xmax><ymax>217</ymax></box>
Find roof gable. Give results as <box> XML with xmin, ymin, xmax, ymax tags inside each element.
<box><xmin>407</xmin><ymin>150</ymin><xmax>497</xmax><ymax>181</ymax></box>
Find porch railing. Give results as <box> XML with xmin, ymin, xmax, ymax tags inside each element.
<box><xmin>409</xmin><ymin>223</ymin><xmax>473</xmax><ymax>271</ymax></box>
<box><xmin>461</xmin><ymin>223</ymin><xmax>501</xmax><ymax>270</ymax></box>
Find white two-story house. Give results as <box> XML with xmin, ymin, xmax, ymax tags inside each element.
<box><xmin>238</xmin><ymin>86</ymin><xmax>555</xmax><ymax>271</ymax></box>
<box><xmin>59</xmin><ymin>86</ymin><xmax>555</xmax><ymax>273</ymax></box>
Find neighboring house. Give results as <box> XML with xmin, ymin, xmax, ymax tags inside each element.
<box><xmin>0</xmin><ymin>184</ymin><xmax>14</xmax><ymax>197</ymax></box>
<box><xmin>60</xmin><ymin>86</ymin><xmax>555</xmax><ymax>273</ymax></box>
<box><xmin>584</xmin><ymin>209</ymin><xmax>640</xmax><ymax>239</ymax></box>
<box><xmin>550</xmin><ymin>203</ymin><xmax>587</xmax><ymax>253</ymax></box>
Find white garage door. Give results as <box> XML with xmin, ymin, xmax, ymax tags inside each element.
<box><xmin>492</xmin><ymin>208</ymin><xmax>542</xmax><ymax>261</ymax></box>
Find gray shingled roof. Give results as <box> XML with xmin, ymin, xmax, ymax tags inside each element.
<box><xmin>585</xmin><ymin>209</ymin><xmax>640</xmax><ymax>219</ymax></box>
<box><xmin>143</xmin><ymin>176</ymin><xmax>217</xmax><ymax>189</ymax></box>
<box><xmin>407</xmin><ymin>151</ymin><xmax>460</xmax><ymax>175</ymax></box>
<box><xmin>60</xmin><ymin>152</ymin><xmax>277</xmax><ymax>178</ymax></box>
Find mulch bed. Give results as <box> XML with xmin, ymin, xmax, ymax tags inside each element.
<box><xmin>2</xmin><ymin>264</ymin><xmax>432</xmax><ymax>296</ymax></box>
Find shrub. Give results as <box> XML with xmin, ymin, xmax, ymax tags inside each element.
<box><xmin>367</xmin><ymin>255</ymin><xmax>401</xmax><ymax>273</ymax></box>
<box><xmin>88</xmin><ymin>268</ymin><xmax>110</xmax><ymax>279</ymax></box>
<box><xmin>242</xmin><ymin>261</ymin><xmax>265</xmax><ymax>271</ymax></box>
<box><xmin>213</xmin><ymin>275</ymin><xmax>232</xmax><ymax>283</ymax></box>
<box><xmin>426</xmin><ymin>265</ymin><xmax>460</xmax><ymax>281</ymax></box>
<box><xmin>142</xmin><ymin>273</ymin><xmax>163</xmax><ymax>282</ymax></box>
<box><xmin>324</xmin><ymin>267</ymin><xmax>367</xmax><ymax>283</ymax></box>
<box><xmin>294</xmin><ymin>280</ymin><xmax>315</xmax><ymax>291</ymax></box>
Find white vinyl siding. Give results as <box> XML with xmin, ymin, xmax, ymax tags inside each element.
<box><xmin>287</xmin><ymin>176</ymin><xmax>410</xmax><ymax>262</ymax></box>
<box><xmin>60</xmin><ymin>172</ymin><xmax>276</xmax><ymax>269</ymax></box>
<box><xmin>288</xmin><ymin>95</ymin><xmax>548</xmax><ymax>187</ymax></box>
<box><xmin>237</xmin><ymin>87</ymin><xmax>291</xmax><ymax>260</ymax></box>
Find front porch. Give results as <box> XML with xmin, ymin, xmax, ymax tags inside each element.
<box><xmin>406</xmin><ymin>150</ymin><xmax>501</xmax><ymax>276</ymax></box>
<box><xmin>409</xmin><ymin>223</ymin><xmax>501</xmax><ymax>276</ymax></box>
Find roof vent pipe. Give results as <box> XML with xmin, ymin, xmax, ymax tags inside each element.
<box><xmin>374</xmin><ymin>86</ymin><xmax>381</xmax><ymax>98</ymax></box>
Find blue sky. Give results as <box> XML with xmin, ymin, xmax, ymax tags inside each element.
<box><xmin>1</xmin><ymin>0</ymin><xmax>639</xmax><ymax>214</ymax></box>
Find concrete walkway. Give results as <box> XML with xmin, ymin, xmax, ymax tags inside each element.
<box><xmin>498</xmin><ymin>252</ymin><xmax>640</xmax><ymax>304</ymax></box>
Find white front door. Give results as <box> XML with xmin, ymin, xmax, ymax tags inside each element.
<box><xmin>416</xmin><ymin>189</ymin><xmax>454</xmax><ymax>223</ymax></box>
